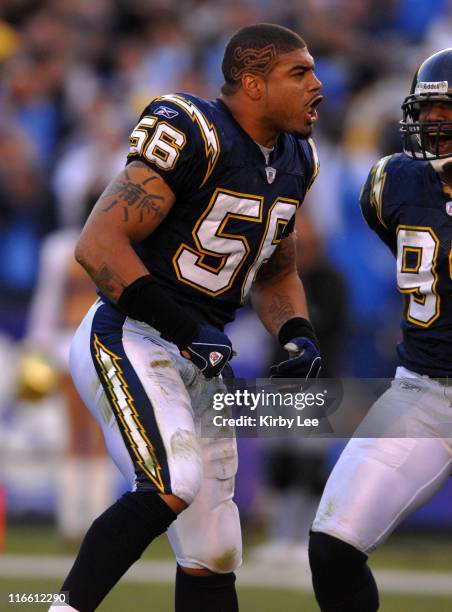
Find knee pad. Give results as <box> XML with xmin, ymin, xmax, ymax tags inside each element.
<box><xmin>196</xmin><ymin>499</ymin><xmax>242</xmax><ymax>573</ymax></box>
<box><xmin>170</xmin><ymin>499</ymin><xmax>242</xmax><ymax>574</ymax></box>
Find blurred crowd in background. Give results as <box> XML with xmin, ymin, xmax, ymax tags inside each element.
<box><xmin>1</xmin><ymin>0</ymin><xmax>452</xmax><ymax>554</ymax></box>
<box><xmin>1</xmin><ymin>0</ymin><xmax>451</xmax><ymax>367</ymax></box>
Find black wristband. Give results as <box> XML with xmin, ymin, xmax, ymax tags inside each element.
<box><xmin>117</xmin><ymin>275</ymin><xmax>198</xmax><ymax>349</ymax></box>
<box><xmin>278</xmin><ymin>317</ymin><xmax>318</xmax><ymax>348</ymax></box>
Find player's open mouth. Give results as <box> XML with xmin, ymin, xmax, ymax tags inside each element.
<box><xmin>305</xmin><ymin>95</ymin><xmax>323</xmax><ymax>124</ymax></box>
<box><xmin>426</xmin><ymin>133</ymin><xmax>452</xmax><ymax>155</ymax></box>
<box><xmin>438</xmin><ymin>140</ymin><xmax>452</xmax><ymax>154</ymax></box>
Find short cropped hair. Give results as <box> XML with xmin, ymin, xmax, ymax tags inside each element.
<box><xmin>221</xmin><ymin>23</ymin><xmax>306</xmax><ymax>95</ymax></box>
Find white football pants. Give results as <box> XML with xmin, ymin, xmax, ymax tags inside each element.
<box><xmin>69</xmin><ymin>300</ymin><xmax>241</xmax><ymax>573</ymax></box>
<box><xmin>312</xmin><ymin>367</ymin><xmax>452</xmax><ymax>554</ymax></box>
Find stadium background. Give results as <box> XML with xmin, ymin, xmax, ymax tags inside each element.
<box><xmin>0</xmin><ymin>0</ymin><xmax>451</xmax><ymax>610</ymax></box>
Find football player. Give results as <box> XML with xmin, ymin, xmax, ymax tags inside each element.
<box><xmin>50</xmin><ymin>23</ymin><xmax>323</xmax><ymax>612</ymax></box>
<box><xmin>309</xmin><ymin>48</ymin><xmax>452</xmax><ymax>611</ymax></box>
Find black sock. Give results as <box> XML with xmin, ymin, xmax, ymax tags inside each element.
<box><xmin>62</xmin><ymin>491</ymin><xmax>176</xmax><ymax>612</ymax></box>
<box><xmin>309</xmin><ymin>531</ymin><xmax>379</xmax><ymax>611</ymax></box>
<box><xmin>175</xmin><ymin>565</ymin><xmax>239</xmax><ymax>612</ymax></box>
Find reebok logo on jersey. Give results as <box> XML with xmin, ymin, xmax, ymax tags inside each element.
<box><xmin>209</xmin><ymin>351</ymin><xmax>223</xmax><ymax>367</ymax></box>
<box><xmin>154</xmin><ymin>106</ymin><xmax>179</xmax><ymax>119</ymax></box>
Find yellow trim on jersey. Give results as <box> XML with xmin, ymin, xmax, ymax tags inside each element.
<box><xmin>144</xmin><ymin>120</ymin><xmax>187</xmax><ymax>170</ymax></box>
<box><xmin>450</xmin><ymin>241</ymin><xmax>452</xmax><ymax>279</ymax></box>
<box><xmin>240</xmin><ymin>197</ymin><xmax>299</xmax><ymax>302</ymax></box>
<box><xmin>93</xmin><ymin>335</ymin><xmax>165</xmax><ymax>493</ymax></box>
<box><xmin>128</xmin><ymin>116</ymin><xmax>187</xmax><ymax>172</ymax></box>
<box><xmin>172</xmin><ymin>187</ymin><xmax>264</xmax><ymax>297</ymax></box>
<box><xmin>156</xmin><ymin>94</ymin><xmax>220</xmax><ymax>186</ymax></box>
<box><xmin>401</xmin><ymin>246</ymin><xmax>422</xmax><ymax>274</ymax></box>
<box><xmin>273</xmin><ymin>219</ymin><xmax>290</xmax><ymax>244</ymax></box>
<box><xmin>128</xmin><ymin>116</ymin><xmax>157</xmax><ymax>157</ymax></box>
<box><xmin>306</xmin><ymin>138</ymin><xmax>320</xmax><ymax>191</ymax></box>
<box><xmin>370</xmin><ymin>155</ymin><xmax>392</xmax><ymax>230</ymax></box>
<box><xmin>396</xmin><ymin>225</ymin><xmax>440</xmax><ymax>328</ymax></box>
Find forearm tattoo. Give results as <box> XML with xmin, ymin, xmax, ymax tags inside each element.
<box><xmin>268</xmin><ymin>294</ymin><xmax>296</xmax><ymax>330</ymax></box>
<box><xmin>87</xmin><ymin>262</ymin><xmax>127</xmax><ymax>300</ymax></box>
<box><xmin>99</xmin><ymin>161</ymin><xmax>165</xmax><ymax>223</ymax></box>
<box><xmin>230</xmin><ymin>43</ymin><xmax>278</xmax><ymax>80</ymax></box>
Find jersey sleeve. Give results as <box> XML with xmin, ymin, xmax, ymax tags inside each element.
<box><xmin>359</xmin><ymin>155</ymin><xmax>397</xmax><ymax>254</ymax></box>
<box><xmin>304</xmin><ymin>137</ymin><xmax>320</xmax><ymax>191</ymax></box>
<box><xmin>126</xmin><ymin>97</ymin><xmax>208</xmax><ymax>197</ymax></box>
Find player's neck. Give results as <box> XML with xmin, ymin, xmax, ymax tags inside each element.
<box><xmin>220</xmin><ymin>95</ymin><xmax>280</xmax><ymax>148</ymax></box>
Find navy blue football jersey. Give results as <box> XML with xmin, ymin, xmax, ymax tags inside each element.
<box><xmin>125</xmin><ymin>93</ymin><xmax>319</xmax><ymax>328</ymax></box>
<box><xmin>360</xmin><ymin>153</ymin><xmax>452</xmax><ymax>377</ymax></box>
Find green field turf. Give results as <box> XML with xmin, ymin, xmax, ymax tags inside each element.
<box><xmin>4</xmin><ymin>525</ymin><xmax>452</xmax><ymax>572</ymax></box>
<box><xmin>1</xmin><ymin>578</ymin><xmax>452</xmax><ymax>612</ymax></box>
<box><xmin>2</xmin><ymin>524</ymin><xmax>452</xmax><ymax>611</ymax></box>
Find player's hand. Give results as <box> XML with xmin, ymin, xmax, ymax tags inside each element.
<box><xmin>270</xmin><ymin>337</ymin><xmax>321</xmax><ymax>379</ymax></box>
<box><xmin>183</xmin><ymin>324</ymin><xmax>233</xmax><ymax>378</ymax></box>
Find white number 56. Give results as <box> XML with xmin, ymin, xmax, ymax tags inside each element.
<box><xmin>129</xmin><ymin>116</ymin><xmax>186</xmax><ymax>171</ymax></box>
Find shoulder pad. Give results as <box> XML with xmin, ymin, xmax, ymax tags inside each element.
<box><xmin>304</xmin><ymin>138</ymin><xmax>320</xmax><ymax>190</ymax></box>
<box><xmin>153</xmin><ymin>94</ymin><xmax>221</xmax><ymax>186</ymax></box>
<box><xmin>367</xmin><ymin>154</ymin><xmax>394</xmax><ymax>229</ymax></box>
<box><xmin>127</xmin><ymin>94</ymin><xmax>220</xmax><ymax>194</ymax></box>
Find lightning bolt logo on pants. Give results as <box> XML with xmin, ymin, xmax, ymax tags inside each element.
<box><xmin>93</xmin><ymin>334</ymin><xmax>165</xmax><ymax>493</ymax></box>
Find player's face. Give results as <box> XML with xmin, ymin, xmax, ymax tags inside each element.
<box><xmin>264</xmin><ymin>47</ymin><xmax>323</xmax><ymax>137</ymax></box>
<box><xmin>418</xmin><ymin>102</ymin><xmax>452</xmax><ymax>156</ymax></box>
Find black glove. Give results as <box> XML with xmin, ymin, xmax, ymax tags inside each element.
<box><xmin>186</xmin><ymin>324</ymin><xmax>233</xmax><ymax>378</ymax></box>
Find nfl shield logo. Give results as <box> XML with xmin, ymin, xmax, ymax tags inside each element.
<box><xmin>446</xmin><ymin>202</ymin><xmax>452</xmax><ymax>216</ymax></box>
<box><xmin>209</xmin><ymin>351</ymin><xmax>223</xmax><ymax>367</ymax></box>
<box><xmin>265</xmin><ymin>166</ymin><xmax>277</xmax><ymax>184</ymax></box>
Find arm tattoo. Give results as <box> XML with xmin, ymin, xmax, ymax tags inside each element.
<box><xmin>92</xmin><ymin>263</ymin><xmax>128</xmax><ymax>298</ymax></box>
<box><xmin>99</xmin><ymin>162</ymin><xmax>165</xmax><ymax>223</ymax></box>
<box><xmin>268</xmin><ymin>294</ymin><xmax>295</xmax><ymax>330</ymax></box>
<box><xmin>255</xmin><ymin>236</ymin><xmax>296</xmax><ymax>284</ymax></box>
<box><xmin>230</xmin><ymin>44</ymin><xmax>278</xmax><ymax>80</ymax></box>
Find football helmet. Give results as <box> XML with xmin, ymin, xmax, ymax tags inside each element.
<box><xmin>401</xmin><ymin>48</ymin><xmax>452</xmax><ymax>160</ymax></box>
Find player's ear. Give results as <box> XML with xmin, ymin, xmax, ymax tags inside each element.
<box><xmin>241</xmin><ymin>73</ymin><xmax>264</xmax><ymax>101</ymax></box>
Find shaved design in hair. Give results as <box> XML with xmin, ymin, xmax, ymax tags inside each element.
<box><xmin>230</xmin><ymin>43</ymin><xmax>278</xmax><ymax>80</ymax></box>
<box><xmin>221</xmin><ymin>24</ymin><xmax>306</xmax><ymax>95</ymax></box>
